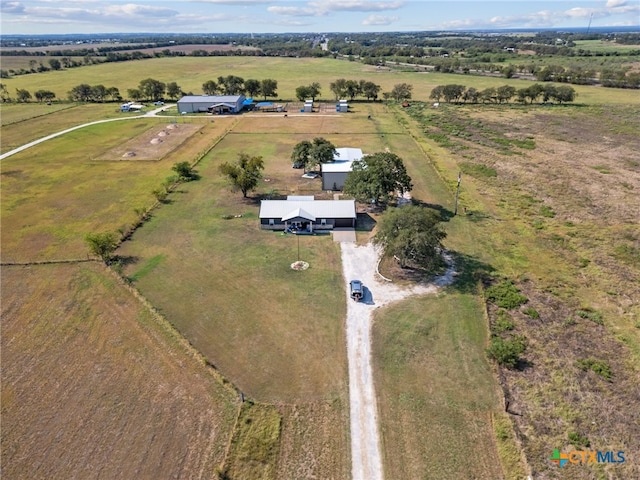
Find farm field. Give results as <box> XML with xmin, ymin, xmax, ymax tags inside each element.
<box><xmin>2</xmin><ymin>55</ymin><xmax>639</xmax><ymax>479</ymax></box>
<box><xmin>394</xmin><ymin>100</ymin><xmax>640</xmax><ymax>479</ymax></box>
<box><xmin>1</xmin><ymin>262</ymin><xmax>237</xmax><ymax>480</ymax></box>
<box><xmin>3</xmin><ymin>56</ymin><xmax>640</xmax><ymax>109</ymax></box>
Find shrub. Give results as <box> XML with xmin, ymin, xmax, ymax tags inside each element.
<box><xmin>576</xmin><ymin>358</ymin><xmax>613</xmax><ymax>381</ymax></box>
<box><xmin>539</xmin><ymin>205</ymin><xmax>556</xmax><ymax>218</ymax></box>
<box><xmin>486</xmin><ymin>335</ymin><xmax>527</xmax><ymax>368</ymax></box>
<box><xmin>492</xmin><ymin>310</ymin><xmax>515</xmax><ymax>335</ymax></box>
<box><xmin>568</xmin><ymin>431</ymin><xmax>590</xmax><ymax>448</ymax></box>
<box><xmin>522</xmin><ymin>307</ymin><xmax>540</xmax><ymax>319</ymax></box>
<box><xmin>485</xmin><ymin>280</ymin><xmax>528</xmax><ymax>309</ymax></box>
<box><xmin>576</xmin><ymin>308</ymin><xmax>603</xmax><ymax>325</ymax></box>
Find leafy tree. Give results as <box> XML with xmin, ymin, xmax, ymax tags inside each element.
<box><xmin>390</xmin><ymin>83</ymin><xmax>413</xmax><ymax>102</ymax></box>
<box><xmin>496</xmin><ymin>85</ymin><xmax>516</xmax><ymax>103</ymax></box>
<box><xmin>291</xmin><ymin>140</ymin><xmax>312</xmax><ymax>169</ymax></box>
<box><xmin>373</xmin><ymin>205</ymin><xmax>446</xmax><ymax>271</ymax></box>
<box><xmin>107</xmin><ymin>87</ymin><xmax>121</xmax><ymax>101</ymax></box>
<box><xmin>295</xmin><ymin>85</ymin><xmax>312</xmax><ymax>102</ymax></box>
<box><xmin>16</xmin><ymin>88</ymin><xmax>32</xmax><ymax>102</ymax></box>
<box><xmin>260</xmin><ymin>78</ymin><xmax>278</xmax><ymax>100</ymax></box>
<box><xmin>34</xmin><ymin>90</ymin><xmax>56</xmax><ymax>102</ymax></box>
<box><xmin>218</xmin><ymin>75</ymin><xmax>244</xmax><ymax>95</ymax></box>
<box><xmin>308</xmin><ymin>137</ymin><xmax>338</xmax><ymax>171</ymax></box>
<box><xmin>172</xmin><ymin>161</ymin><xmax>197</xmax><ymax>181</ymax></box>
<box><xmin>463</xmin><ymin>87</ymin><xmax>479</xmax><ymax>103</ymax></box>
<box><xmin>307</xmin><ymin>82</ymin><xmax>321</xmax><ymax>101</ymax></box>
<box><xmin>85</xmin><ymin>232</ymin><xmax>118</xmax><ymax>262</ymax></box>
<box><xmin>553</xmin><ymin>85</ymin><xmax>576</xmax><ymax>104</ymax></box>
<box><xmin>442</xmin><ymin>84</ymin><xmax>465</xmax><ymax>103</ymax></box>
<box><xmin>68</xmin><ymin>84</ymin><xmax>92</xmax><ymax>102</ymax></box>
<box><xmin>202</xmin><ymin>80</ymin><xmax>219</xmax><ymax>95</ymax></box>
<box><xmin>244</xmin><ymin>79</ymin><xmax>261</xmax><ymax>98</ymax></box>
<box><xmin>139</xmin><ymin>78</ymin><xmax>166</xmax><ymax>101</ymax></box>
<box><xmin>329</xmin><ymin>78</ymin><xmax>348</xmax><ymax>100</ymax></box>
<box><xmin>127</xmin><ymin>88</ymin><xmax>142</xmax><ymax>101</ymax></box>
<box><xmin>360</xmin><ymin>80</ymin><xmax>380</xmax><ymax>100</ymax></box>
<box><xmin>479</xmin><ymin>87</ymin><xmax>497</xmax><ymax>103</ymax></box>
<box><xmin>91</xmin><ymin>84</ymin><xmax>108</xmax><ymax>102</ymax></box>
<box><xmin>166</xmin><ymin>82</ymin><xmax>182</xmax><ymax>100</ymax></box>
<box><xmin>344</xmin><ymin>80</ymin><xmax>360</xmax><ymax>100</ymax></box>
<box><xmin>219</xmin><ymin>153</ymin><xmax>265</xmax><ymax>198</ymax></box>
<box><xmin>343</xmin><ymin>151</ymin><xmax>413</xmax><ymax>206</ymax></box>
<box><xmin>429</xmin><ymin>85</ymin><xmax>445</xmax><ymax>102</ymax></box>
<box><xmin>49</xmin><ymin>58</ymin><xmax>62</xmax><ymax>70</ymax></box>
<box><xmin>1</xmin><ymin>83</ymin><xmax>11</xmax><ymax>102</ymax></box>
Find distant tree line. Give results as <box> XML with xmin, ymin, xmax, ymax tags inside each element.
<box><xmin>429</xmin><ymin>83</ymin><xmax>576</xmax><ymax>104</ymax></box>
<box><xmin>202</xmin><ymin>76</ymin><xmax>277</xmax><ymax>100</ymax></box>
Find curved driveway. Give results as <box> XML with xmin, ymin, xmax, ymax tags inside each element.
<box><xmin>0</xmin><ymin>106</ymin><xmax>170</xmax><ymax>161</ymax></box>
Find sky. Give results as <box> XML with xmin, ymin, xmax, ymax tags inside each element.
<box><xmin>1</xmin><ymin>0</ymin><xmax>639</xmax><ymax>35</ymax></box>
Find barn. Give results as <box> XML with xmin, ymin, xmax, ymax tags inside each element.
<box><xmin>176</xmin><ymin>95</ymin><xmax>246</xmax><ymax>114</ymax></box>
<box><xmin>259</xmin><ymin>196</ymin><xmax>356</xmax><ymax>232</ymax></box>
<box><xmin>321</xmin><ymin>147</ymin><xmax>363</xmax><ymax>191</ymax></box>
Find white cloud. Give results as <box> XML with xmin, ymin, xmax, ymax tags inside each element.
<box><xmin>267</xmin><ymin>5</ymin><xmax>322</xmax><ymax>17</ymax></box>
<box><xmin>606</xmin><ymin>0</ymin><xmax>628</xmax><ymax>7</ymax></box>
<box><xmin>362</xmin><ymin>14</ymin><xmax>398</xmax><ymax>25</ymax></box>
<box><xmin>0</xmin><ymin>1</ymin><xmax>26</xmax><ymax>14</ymax></box>
<box><xmin>308</xmin><ymin>0</ymin><xmax>405</xmax><ymax>13</ymax></box>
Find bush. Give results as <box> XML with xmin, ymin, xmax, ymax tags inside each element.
<box><xmin>485</xmin><ymin>280</ymin><xmax>528</xmax><ymax>309</ymax></box>
<box><xmin>85</xmin><ymin>232</ymin><xmax>118</xmax><ymax>262</ymax></box>
<box><xmin>576</xmin><ymin>358</ymin><xmax>613</xmax><ymax>381</ymax></box>
<box><xmin>492</xmin><ymin>309</ymin><xmax>515</xmax><ymax>335</ymax></box>
<box><xmin>522</xmin><ymin>307</ymin><xmax>540</xmax><ymax>319</ymax></box>
<box><xmin>576</xmin><ymin>308</ymin><xmax>603</xmax><ymax>325</ymax></box>
<box><xmin>568</xmin><ymin>431</ymin><xmax>590</xmax><ymax>448</ymax></box>
<box><xmin>486</xmin><ymin>335</ymin><xmax>527</xmax><ymax>368</ymax></box>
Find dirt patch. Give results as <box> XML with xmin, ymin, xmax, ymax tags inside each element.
<box><xmin>98</xmin><ymin>122</ymin><xmax>203</xmax><ymax>161</ymax></box>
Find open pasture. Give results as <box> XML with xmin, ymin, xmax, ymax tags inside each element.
<box><xmin>1</xmin><ymin>116</ymin><xmax>230</xmax><ymax>262</ymax></box>
<box><xmin>3</xmin><ymin>56</ymin><xmax>640</xmax><ymax>110</ymax></box>
<box><xmin>1</xmin><ymin>263</ymin><xmax>237</xmax><ymax>480</ymax></box>
<box><xmin>397</xmin><ymin>100</ymin><xmax>640</xmax><ymax>478</ymax></box>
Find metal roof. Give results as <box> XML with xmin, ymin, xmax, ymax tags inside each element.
<box><xmin>259</xmin><ymin>199</ymin><xmax>356</xmax><ymax>219</ymax></box>
<box><xmin>177</xmin><ymin>95</ymin><xmax>244</xmax><ymax>103</ymax></box>
<box><xmin>321</xmin><ymin>148</ymin><xmax>363</xmax><ymax>173</ymax></box>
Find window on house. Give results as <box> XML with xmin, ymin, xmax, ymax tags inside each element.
<box><xmin>269</xmin><ymin>218</ymin><xmax>275</xmax><ymax>225</ymax></box>
<box><xmin>321</xmin><ymin>218</ymin><xmax>327</xmax><ymax>225</ymax></box>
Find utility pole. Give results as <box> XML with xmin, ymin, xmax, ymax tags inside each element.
<box><xmin>297</xmin><ymin>234</ymin><xmax>300</xmax><ymax>261</ymax></box>
<box><xmin>454</xmin><ymin>172</ymin><xmax>462</xmax><ymax>216</ymax></box>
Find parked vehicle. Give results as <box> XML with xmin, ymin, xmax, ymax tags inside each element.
<box><xmin>349</xmin><ymin>279</ymin><xmax>364</xmax><ymax>302</ymax></box>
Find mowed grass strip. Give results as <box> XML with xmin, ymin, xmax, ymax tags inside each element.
<box><xmin>119</xmin><ymin>115</ymin><xmax>351</xmax><ymax>403</ymax></box>
<box><xmin>373</xmin><ymin>293</ymin><xmax>503</xmax><ymax>479</ymax></box>
<box><xmin>223</xmin><ymin>402</ymin><xmax>281</xmax><ymax>480</ymax></box>
<box><xmin>1</xmin><ymin>263</ymin><xmax>237</xmax><ymax>480</ymax></box>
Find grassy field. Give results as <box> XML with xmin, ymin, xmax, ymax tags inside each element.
<box><xmin>1</xmin><ymin>116</ymin><xmax>230</xmax><ymax>261</ymax></box>
<box><xmin>3</xmin><ymin>56</ymin><xmax>639</xmax><ymax>479</ymax></box>
<box><xmin>1</xmin><ymin>263</ymin><xmax>238</xmax><ymax>479</ymax></box>
<box><xmin>2</xmin><ymin>56</ymin><xmax>640</xmax><ymax>109</ymax></box>
<box><xmin>395</xmin><ymin>100</ymin><xmax>640</xmax><ymax>479</ymax></box>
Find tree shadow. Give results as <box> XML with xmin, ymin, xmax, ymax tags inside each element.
<box><xmin>112</xmin><ymin>255</ymin><xmax>139</xmax><ymax>266</ymax></box>
<box><xmin>356</xmin><ymin>212</ymin><xmax>376</xmax><ymax>232</ymax></box>
<box><xmin>409</xmin><ymin>199</ymin><xmax>455</xmax><ymax>221</ymax></box>
<box><xmin>444</xmin><ymin>251</ymin><xmax>496</xmax><ymax>294</ymax></box>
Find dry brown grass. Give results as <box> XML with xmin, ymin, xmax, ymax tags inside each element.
<box><xmin>0</xmin><ymin>263</ymin><xmax>237</xmax><ymax>480</ymax></box>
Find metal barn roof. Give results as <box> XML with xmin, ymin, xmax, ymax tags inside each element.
<box><xmin>259</xmin><ymin>199</ymin><xmax>356</xmax><ymax>219</ymax></box>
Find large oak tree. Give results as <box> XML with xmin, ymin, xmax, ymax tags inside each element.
<box><xmin>343</xmin><ymin>152</ymin><xmax>412</xmax><ymax>206</ymax></box>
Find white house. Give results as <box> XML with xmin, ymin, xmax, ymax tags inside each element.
<box><xmin>321</xmin><ymin>147</ymin><xmax>363</xmax><ymax>191</ymax></box>
<box><xmin>259</xmin><ymin>196</ymin><xmax>356</xmax><ymax>231</ymax></box>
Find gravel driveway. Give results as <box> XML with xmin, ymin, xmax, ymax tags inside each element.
<box><xmin>341</xmin><ymin>242</ymin><xmax>454</xmax><ymax>480</ymax></box>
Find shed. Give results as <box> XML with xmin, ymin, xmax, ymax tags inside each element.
<box><xmin>321</xmin><ymin>147</ymin><xmax>363</xmax><ymax>191</ymax></box>
<box><xmin>176</xmin><ymin>95</ymin><xmax>246</xmax><ymax>114</ymax></box>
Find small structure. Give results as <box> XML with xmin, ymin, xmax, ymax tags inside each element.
<box><xmin>259</xmin><ymin>195</ymin><xmax>356</xmax><ymax>232</ymax></box>
<box><xmin>321</xmin><ymin>147</ymin><xmax>363</xmax><ymax>191</ymax></box>
<box><xmin>303</xmin><ymin>100</ymin><xmax>313</xmax><ymax>113</ymax></box>
<box><xmin>336</xmin><ymin>99</ymin><xmax>348</xmax><ymax>112</ymax></box>
<box><xmin>176</xmin><ymin>95</ymin><xmax>246</xmax><ymax>114</ymax></box>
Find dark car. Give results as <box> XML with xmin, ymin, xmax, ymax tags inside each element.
<box><xmin>349</xmin><ymin>279</ymin><xmax>364</xmax><ymax>302</ymax></box>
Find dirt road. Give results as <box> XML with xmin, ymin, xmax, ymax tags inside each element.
<box><xmin>341</xmin><ymin>242</ymin><xmax>454</xmax><ymax>480</ymax></box>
